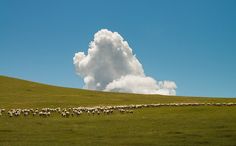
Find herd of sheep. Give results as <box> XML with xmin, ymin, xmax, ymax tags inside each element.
<box><xmin>0</xmin><ymin>102</ymin><xmax>236</xmax><ymax>118</ymax></box>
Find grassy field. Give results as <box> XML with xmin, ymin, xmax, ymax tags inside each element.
<box><xmin>0</xmin><ymin>75</ymin><xmax>236</xmax><ymax>146</ymax></box>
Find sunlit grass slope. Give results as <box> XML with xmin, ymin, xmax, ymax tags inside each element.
<box><xmin>0</xmin><ymin>75</ymin><xmax>236</xmax><ymax>146</ymax></box>
<box><xmin>0</xmin><ymin>75</ymin><xmax>236</xmax><ymax>108</ymax></box>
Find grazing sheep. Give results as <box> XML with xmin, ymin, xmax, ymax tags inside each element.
<box><xmin>39</xmin><ymin>111</ymin><xmax>43</xmax><ymax>116</ymax></box>
<box><xmin>87</xmin><ymin>111</ymin><xmax>91</xmax><ymax>115</ymax></box>
<box><xmin>0</xmin><ymin>109</ymin><xmax>5</xmax><ymax>113</ymax></box>
<box><xmin>61</xmin><ymin>111</ymin><xmax>70</xmax><ymax>117</ymax></box>
<box><xmin>46</xmin><ymin>112</ymin><xmax>51</xmax><ymax>117</ymax></box>
<box><xmin>1</xmin><ymin>102</ymin><xmax>236</xmax><ymax>118</ymax></box>
<box><xmin>76</xmin><ymin>112</ymin><xmax>81</xmax><ymax>116</ymax></box>
<box><xmin>61</xmin><ymin>112</ymin><xmax>66</xmax><ymax>117</ymax></box>
<box><xmin>119</xmin><ymin>109</ymin><xmax>125</xmax><ymax>114</ymax></box>
<box><xmin>24</xmin><ymin>112</ymin><xmax>29</xmax><ymax>116</ymax></box>
<box><xmin>35</xmin><ymin>109</ymin><xmax>39</xmax><ymax>113</ymax></box>
<box><xmin>14</xmin><ymin>111</ymin><xmax>20</xmax><ymax>116</ymax></box>
<box><xmin>8</xmin><ymin>112</ymin><xmax>13</xmax><ymax>117</ymax></box>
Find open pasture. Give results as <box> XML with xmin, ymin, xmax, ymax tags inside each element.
<box><xmin>0</xmin><ymin>76</ymin><xmax>236</xmax><ymax>146</ymax></box>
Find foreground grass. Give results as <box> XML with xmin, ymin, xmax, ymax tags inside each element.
<box><xmin>0</xmin><ymin>106</ymin><xmax>236</xmax><ymax>146</ymax></box>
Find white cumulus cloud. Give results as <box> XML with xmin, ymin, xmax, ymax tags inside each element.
<box><xmin>73</xmin><ymin>29</ymin><xmax>177</xmax><ymax>95</ymax></box>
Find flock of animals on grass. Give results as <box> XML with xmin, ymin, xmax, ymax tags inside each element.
<box><xmin>0</xmin><ymin>102</ymin><xmax>236</xmax><ymax>118</ymax></box>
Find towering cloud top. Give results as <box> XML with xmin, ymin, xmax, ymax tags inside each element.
<box><xmin>73</xmin><ymin>29</ymin><xmax>177</xmax><ymax>95</ymax></box>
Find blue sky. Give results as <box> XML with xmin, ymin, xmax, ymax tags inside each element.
<box><xmin>0</xmin><ymin>0</ymin><xmax>235</xmax><ymax>97</ymax></box>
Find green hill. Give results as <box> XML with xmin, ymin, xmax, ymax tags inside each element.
<box><xmin>0</xmin><ymin>75</ymin><xmax>235</xmax><ymax>108</ymax></box>
<box><xmin>0</xmin><ymin>75</ymin><xmax>236</xmax><ymax>146</ymax></box>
